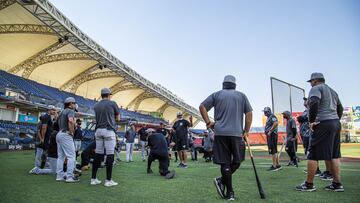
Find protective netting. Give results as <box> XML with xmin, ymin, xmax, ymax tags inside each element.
<box><xmin>271</xmin><ymin>77</ymin><xmax>305</xmax><ymax>114</ymax></box>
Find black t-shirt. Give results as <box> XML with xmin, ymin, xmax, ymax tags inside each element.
<box><xmin>148</xmin><ymin>133</ymin><xmax>168</xmax><ymax>156</ymax></box>
<box><xmin>138</xmin><ymin>127</ymin><xmax>148</xmax><ymax>141</ymax></box>
<box><xmin>156</xmin><ymin>128</ymin><xmax>168</xmax><ymax>136</ymax></box>
<box><xmin>173</xmin><ymin>119</ymin><xmax>190</xmax><ymax>139</ymax></box>
<box><xmin>40</xmin><ymin>113</ymin><xmax>53</xmax><ymax>146</ymax></box>
<box><xmin>74</xmin><ymin>126</ymin><xmax>83</xmax><ymax>140</ymax></box>
<box><xmin>47</xmin><ymin>133</ymin><xmax>57</xmax><ymax>158</ymax></box>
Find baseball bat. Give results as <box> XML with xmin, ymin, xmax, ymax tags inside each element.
<box><xmin>245</xmin><ymin>138</ymin><xmax>266</xmax><ymax>199</ymax></box>
<box><xmin>277</xmin><ymin>136</ymin><xmax>286</xmax><ymax>160</ymax></box>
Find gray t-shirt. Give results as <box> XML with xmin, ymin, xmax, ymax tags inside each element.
<box><xmin>265</xmin><ymin>114</ymin><xmax>278</xmax><ymax>134</ymax></box>
<box><xmin>125</xmin><ymin>129</ymin><xmax>137</xmax><ymax>143</ymax></box>
<box><xmin>58</xmin><ymin>108</ymin><xmax>75</xmax><ymax>132</ymax></box>
<box><xmin>308</xmin><ymin>83</ymin><xmax>341</xmax><ymax>122</ymax></box>
<box><xmin>286</xmin><ymin>118</ymin><xmax>297</xmax><ymax>139</ymax></box>
<box><xmin>201</xmin><ymin>89</ymin><xmax>253</xmax><ymax>137</ymax></box>
<box><xmin>94</xmin><ymin>99</ymin><xmax>120</xmax><ymax>131</ymax></box>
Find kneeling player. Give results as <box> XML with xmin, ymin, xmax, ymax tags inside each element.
<box><xmin>146</xmin><ymin>129</ymin><xmax>175</xmax><ymax>179</ymax></box>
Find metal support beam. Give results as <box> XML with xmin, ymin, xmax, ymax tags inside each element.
<box><xmin>157</xmin><ymin>103</ymin><xmax>170</xmax><ymax>114</ymax></box>
<box><xmin>60</xmin><ymin>63</ymin><xmax>99</xmax><ymax>90</ymax></box>
<box><xmin>21</xmin><ymin>53</ymin><xmax>92</xmax><ymax>78</ymax></box>
<box><xmin>193</xmin><ymin>119</ymin><xmax>200</xmax><ymax>127</ymax></box>
<box><xmin>127</xmin><ymin>92</ymin><xmax>154</xmax><ymax>110</ymax></box>
<box><xmin>18</xmin><ymin>0</ymin><xmax>205</xmax><ymax>121</ymax></box>
<box><xmin>0</xmin><ymin>0</ymin><xmax>16</xmax><ymax>11</ymax></box>
<box><xmin>8</xmin><ymin>41</ymin><xmax>68</xmax><ymax>74</ymax></box>
<box><xmin>111</xmin><ymin>84</ymin><xmax>139</xmax><ymax>96</ymax></box>
<box><xmin>0</xmin><ymin>24</ymin><xmax>56</xmax><ymax>35</ymax></box>
<box><xmin>67</xmin><ymin>71</ymin><xmax>119</xmax><ymax>93</ymax></box>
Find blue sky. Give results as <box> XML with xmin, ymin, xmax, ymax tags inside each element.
<box><xmin>51</xmin><ymin>0</ymin><xmax>360</xmax><ymax>127</ymax></box>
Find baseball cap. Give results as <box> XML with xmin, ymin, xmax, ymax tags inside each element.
<box><xmin>263</xmin><ymin>107</ymin><xmax>272</xmax><ymax>112</ymax></box>
<box><xmin>307</xmin><ymin>72</ymin><xmax>325</xmax><ymax>82</ymax></box>
<box><xmin>101</xmin><ymin>88</ymin><xmax>112</xmax><ymax>95</ymax></box>
<box><xmin>176</xmin><ymin>112</ymin><xmax>183</xmax><ymax>117</ymax></box>
<box><xmin>64</xmin><ymin>97</ymin><xmax>76</xmax><ymax>104</ymax></box>
<box><xmin>223</xmin><ymin>75</ymin><xmax>236</xmax><ymax>84</ymax></box>
<box><xmin>47</xmin><ymin>105</ymin><xmax>56</xmax><ymax>110</ymax></box>
<box><xmin>282</xmin><ymin>111</ymin><xmax>291</xmax><ymax>117</ymax></box>
<box><xmin>146</xmin><ymin>128</ymin><xmax>156</xmax><ymax>133</ymax></box>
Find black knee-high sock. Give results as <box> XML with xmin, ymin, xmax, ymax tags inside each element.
<box><xmin>291</xmin><ymin>152</ymin><xmax>297</xmax><ymax>165</ymax></box>
<box><xmin>174</xmin><ymin>152</ymin><xmax>178</xmax><ymax>161</ymax></box>
<box><xmin>221</xmin><ymin>164</ymin><xmax>233</xmax><ymax>194</ymax></box>
<box><xmin>92</xmin><ymin>153</ymin><xmax>103</xmax><ymax>179</ymax></box>
<box><xmin>286</xmin><ymin>150</ymin><xmax>292</xmax><ymax>162</ymax></box>
<box><xmin>230</xmin><ymin>163</ymin><xmax>240</xmax><ymax>174</ymax></box>
<box><xmin>105</xmin><ymin>154</ymin><xmax>114</xmax><ymax>181</ymax></box>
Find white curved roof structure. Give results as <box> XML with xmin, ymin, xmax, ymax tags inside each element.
<box><xmin>0</xmin><ymin>0</ymin><xmax>202</xmax><ymax>125</ymax></box>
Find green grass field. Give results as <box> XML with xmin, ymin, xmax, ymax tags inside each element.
<box><xmin>0</xmin><ymin>144</ymin><xmax>359</xmax><ymax>203</ymax></box>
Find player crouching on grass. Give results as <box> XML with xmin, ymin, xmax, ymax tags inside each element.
<box><xmin>146</xmin><ymin>128</ymin><xmax>175</xmax><ymax>179</ymax></box>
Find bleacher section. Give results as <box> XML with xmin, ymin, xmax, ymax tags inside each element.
<box><xmin>0</xmin><ymin>70</ymin><xmax>167</xmax><ymax>124</ymax></box>
<box><xmin>0</xmin><ymin>120</ymin><xmax>37</xmax><ymax>134</ymax></box>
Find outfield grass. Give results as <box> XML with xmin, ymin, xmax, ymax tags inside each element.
<box><xmin>0</xmin><ymin>145</ymin><xmax>359</xmax><ymax>203</ymax></box>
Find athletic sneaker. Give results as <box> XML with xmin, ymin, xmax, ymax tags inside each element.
<box><xmin>267</xmin><ymin>165</ymin><xmax>277</xmax><ymax>171</ymax></box>
<box><xmin>287</xmin><ymin>161</ymin><xmax>294</xmax><ymax>166</ymax></box>
<box><xmin>295</xmin><ymin>182</ymin><xmax>316</xmax><ymax>192</ymax></box>
<box><xmin>90</xmin><ymin>178</ymin><xmax>102</xmax><ymax>185</ymax></box>
<box><xmin>56</xmin><ymin>176</ymin><xmax>66</xmax><ymax>182</ymax></box>
<box><xmin>226</xmin><ymin>191</ymin><xmax>235</xmax><ymax>201</ymax></box>
<box><xmin>321</xmin><ymin>174</ymin><xmax>333</xmax><ymax>181</ymax></box>
<box><xmin>213</xmin><ymin>177</ymin><xmax>225</xmax><ymax>199</ymax></box>
<box><xmin>325</xmin><ymin>182</ymin><xmax>344</xmax><ymax>192</ymax></box>
<box><xmin>315</xmin><ymin>170</ymin><xmax>322</xmax><ymax>177</ymax></box>
<box><xmin>29</xmin><ymin>167</ymin><xmax>38</xmax><ymax>174</ymax></box>
<box><xmin>276</xmin><ymin>165</ymin><xmax>282</xmax><ymax>170</ymax></box>
<box><xmin>165</xmin><ymin>170</ymin><xmax>176</xmax><ymax>179</ymax></box>
<box><xmin>303</xmin><ymin>169</ymin><xmax>322</xmax><ymax>176</ymax></box>
<box><xmin>182</xmin><ymin>164</ymin><xmax>188</xmax><ymax>168</ymax></box>
<box><xmin>81</xmin><ymin>165</ymin><xmax>90</xmax><ymax>171</ymax></box>
<box><xmin>104</xmin><ymin>180</ymin><xmax>118</xmax><ymax>187</ymax></box>
<box><xmin>75</xmin><ymin>168</ymin><xmax>82</xmax><ymax>173</ymax></box>
<box><xmin>65</xmin><ymin>177</ymin><xmax>80</xmax><ymax>183</ymax></box>
<box><xmin>319</xmin><ymin>171</ymin><xmax>330</xmax><ymax>178</ymax></box>
<box><xmin>147</xmin><ymin>169</ymin><xmax>153</xmax><ymax>174</ymax></box>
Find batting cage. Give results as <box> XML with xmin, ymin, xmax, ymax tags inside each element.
<box><xmin>270</xmin><ymin>77</ymin><xmax>306</xmax><ymax>125</ymax></box>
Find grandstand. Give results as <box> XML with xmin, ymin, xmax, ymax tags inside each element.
<box><xmin>0</xmin><ymin>0</ymin><xmax>202</xmax><ymax>128</ymax></box>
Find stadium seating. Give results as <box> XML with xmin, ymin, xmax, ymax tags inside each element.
<box><xmin>0</xmin><ymin>71</ymin><xmax>167</xmax><ymax>124</ymax></box>
<box><xmin>0</xmin><ymin>120</ymin><xmax>37</xmax><ymax>134</ymax></box>
<box><xmin>0</xmin><ymin>70</ymin><xmax>51</xmax><ymax>100</ymax></box>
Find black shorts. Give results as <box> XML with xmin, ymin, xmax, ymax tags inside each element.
<box><xmin>286</xmin><ymin>139</ymin><xmax>296</xmax><ymax>152</ymax></box>
<box><xmin>176</xmin><ymin>136</ymin><xmax>188</xmax><ymax>151</ymax></box>
<box><xmin>213</xmin><ymin>136</ymin><xmax>245</xmax><ymax>165</ymax></box>
<box><xmin>266</xmin><ymin>133</ymin><xmax>278</xmax><ymax>155</ymax></box>
<box><xmin>307</xmin><ymin>120</ymin><xmax>341</xmax><ymax>161</ymax></box>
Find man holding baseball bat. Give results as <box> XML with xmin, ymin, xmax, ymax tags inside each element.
<box><xmin>199</xmin><ymin>75</ymin><xmax>253</xmax><ymax>201</ymax></box>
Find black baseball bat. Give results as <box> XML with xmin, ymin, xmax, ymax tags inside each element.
<box><xmin>245</xmin><ymin>138</ymin><xmax>266</xmax><ymax>199</ymax></box>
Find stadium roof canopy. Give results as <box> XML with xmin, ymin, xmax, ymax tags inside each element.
<box><xmin>0</xmin><ymin>0</ymin><xmax>203</xmax><ymax>125</ymax></box>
